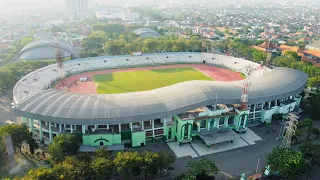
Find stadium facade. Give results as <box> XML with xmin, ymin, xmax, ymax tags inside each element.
<box><xmin>12</xmin><ymin>53</ymin><xmax>308</xmax><ymax>150</ymax></box>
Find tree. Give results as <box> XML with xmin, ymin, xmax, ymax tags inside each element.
<box><xmin>91</xmin><ymin>157</ymin><xmax>114</xmax><ymax>180</ymax></box>
<box><xmin>187</xmin><ymin>158</ymin><xmax>219</xmax><ymax>179</ymax></box>
<box><xmin>307</xmin><ymin>76</ymin><xmax>320</xmax><ymax>88</ymax></box>
<box><xmin>93</xmin><ymin>147</ymin><xmax>109</xmax><ymax>159</ymax></box>
<box><xmin>157</xmin><ymin>151</ymin><xmax>175</xmax><ymax>175</ymax></box>
<box><xmin>0</xmin><ymin>124</ymin><xmax>37</xmax><ymax>153</ymax></box>
<box><xmin>267</xmin><ymin>148</ymin><xmax>306</xmax><ymax>178</ymax></box>
<box><xmin>22</xmin><ymin>167</ymin><xmax>56</xmax><ymax>180</ymax></box>
<box><xmin>252</xmin><ymin>49</ymin><xmax>267</xmax><ymax>62</ymax></box>
<box><xmin>48</xmin><ymin>133</ymin><xmax>80</xmax><ymax>163</ymax></box>
<box><xmin>82</xmin><ymin>30</ymin><xmax>107</xmax><ymax>51</ymax></box>
<box><xmin>104</xmin><ymin>41</ymin><xmax>120</xmax><ymax>55</ymax></box>
<box><xmin>284</xmin><ymin>51</ymin><xmax>301</xmax><ymax>61</ymax></box>
<box><xmin>0</xmin><ymin>136</ymin><xmax>7</xmax><ymax>171</ymax></box>
<box><xmin>175</xmin><ymin>173</ymin><xmax>195</xmax><ymax>180</ymax></box>
<box><xmin>306</xmin><ymin>88</ymin><xmax>320</xmax><ymax>119</ymax></box>
<box><xmin>299</xmin><ymin>141</ymin><xmax>320</xmax><ymax>165</ymax></box>
<box><xmin>93</xmin><ymin>24</ymin><xmax>126</xmax><ymax>34</ymax></box>
<box><xmin>62</xmin><ymin>155</ymin><xmax>93</xmax><ymax>180</ymax></box>
<box><xmin>114</xmin><ymin>151</ymin><xmax>143</xmax><ymax>178</ymax></box>
<box><xmin>142</xmin><ymin>39</ymin><xmax>157</xmax><ymax>53</ymax></box>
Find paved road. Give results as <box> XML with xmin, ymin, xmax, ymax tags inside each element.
<box><xmin>166</xmin><ymin>124</ymin><xmax>281</xmax><ymax>179</ymax></box>
<box><xmin>0</xmin><ymin>90</ymin><xmax>17</xmax><ymax>124</ymax></box>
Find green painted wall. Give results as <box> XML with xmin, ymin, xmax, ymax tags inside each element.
<box><xmin>234</xmin><ymin>109</ymin><xmax>250</xmax><ymax>131</ymax></box>
<box><xmin>121</xmin><ymin>130</ymin><xmax>131</xmax><ymax>140</ymax></box>
<box><xmin>174</xmin><ymin>116</ymin><xmax>194</xmax><ymax>145</ymax></box>
<box><xmin>163</xmin><ymin>120</ymin><xmax>177</xmax><ymax>141</ymax></box>
<box><xmin>131</xmin><ymin>131</ymin><xmax>146</xmax><ymax>147</ymax></box>
<box><xmin>82</xmin><ymin>133</ymin><xmax>121</xmax><ymax>146</ymax></box>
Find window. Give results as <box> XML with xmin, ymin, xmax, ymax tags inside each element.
<box><xmin>228</xmin><ymin>116</ymin><xmax>234</xmax><ymax>125</ymax></box>
<box><xmin>219</xmin><ymin>117</ymin><xmax>224</xmax><ymax>127</ymax></box>
<box><xmin>100</xmin><ymin>142</ymin><xmax>103</xmax><ymax>146</ymax></box>
<box><xmin>184</xmin><ymin>124</ymin><xmax>189</xmax><ymax>137</ymax></box>
<box><xmin>200</xmin><ymin>120</ymin><xmax>206</xmax><ymax>128</ymax></box>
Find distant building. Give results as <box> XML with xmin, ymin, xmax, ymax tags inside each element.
<box><xmin>66</xmin><ymin>0</ymin><xmax>88</xmax><ymax>16</ymax></box>
<box><xmin>252</xmin><ymin>40</ymin><xmax>277</xmax><ymax>53</ymax></box>
<box><xmin>96</xmin><ymin>12</ymin><xmax>140</xmax><ymax>23</ymax></box>
<box><xmin>306</xmin><ymin>40</ymin><xmax>320</xmax><ymax>51</ymax></box>
<box><xmin>0</xmin><ymin>42</ymin><xmax>10</xmax><ymax>54</ymax></box>
<box><xmin>133</xmin><ymin>28</ymin><xmax>161</xmax><ymax>38</ymax></box>
<box><xmin>15</xmin><ymin>39</ymin><xmax>73</xmax><ymax>61</ymax></box>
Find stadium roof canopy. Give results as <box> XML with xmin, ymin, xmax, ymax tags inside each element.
<box><xmin>12</xmin><ymin>53</ymin><xmax>308</xmax><ymax>125</ymax></box>
<box><xmin>14</xmin><ymin>39</ymin><xmax>73</xmax><ymax>61</ymax></box>
<box><xmin>133</xmin><ymin>28</ymin><xmax>161</xmax><ymax>38</ymax></box>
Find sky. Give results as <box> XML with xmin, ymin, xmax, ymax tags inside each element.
<box><xmin>0</xmin><ymin>0</ymin><xmax>318</xmax><ymax>12</ymax></box>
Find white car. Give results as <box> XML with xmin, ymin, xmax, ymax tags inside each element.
<box><xmin>5</xmin><ymin>120</ymin><xmax>15</xmax><ymax>125</ymax></box>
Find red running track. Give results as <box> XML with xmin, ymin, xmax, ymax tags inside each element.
<box><xmin>55</xmin><ymin>64</ymin><xmax>244</xmax><ymax>94</ymax></box>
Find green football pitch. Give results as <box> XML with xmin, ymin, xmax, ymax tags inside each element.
<box><xmin>92</xmin><ymin>67</ymin><xmax>213</xmax><ymax>94</ymax></box>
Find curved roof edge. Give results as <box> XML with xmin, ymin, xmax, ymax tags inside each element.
<box><xmin>12</xmin><ymin>53</ymin><xmax>308</xmax><ymax>125</ymax></box>
<box><xmin>16</xmin><ymin>39</ymin><xmax>73</xmax><ymax>59</ymax></box>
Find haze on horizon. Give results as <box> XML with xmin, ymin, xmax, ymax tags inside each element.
<box><xmin>0</xmin><ymin>0</ymin><xmax>319</xmax><ymax>11</ymax></box>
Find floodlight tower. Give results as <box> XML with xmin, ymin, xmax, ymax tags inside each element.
<box><xmin>239</xmin><ymin>65</ymin><xmax>254</xmax><ymax>110</ymax></box>
<box><xmin>279</xmin><ymin>113</ymin><xmax>298</xmax><ymax>148</ymax></box>
<box><xmin>55</xmin><ymin>42</ymin><xmax>68</xmax><ymax>91</ymax></box>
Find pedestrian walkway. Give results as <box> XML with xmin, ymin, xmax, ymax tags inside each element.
<box><xmin>167</xmin><ymin>142</ymin><xmax>198</xmax><ymax>158</ymax></box>
<box><xmin>168</xmin><ymin>128</ymin><xmax>263</xmax><ymax>158</ymax></box>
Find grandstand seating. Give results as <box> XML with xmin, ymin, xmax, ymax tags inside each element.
<box><xmin>13</xmin><ymin>53</ymin><xmax>266</xmax><ymax>104</ymax></box>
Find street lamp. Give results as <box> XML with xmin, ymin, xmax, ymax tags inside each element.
<box><xmin>11</xmin><ymin>102</ymin><xmax>15</xmax><ymax>122</ymax></box>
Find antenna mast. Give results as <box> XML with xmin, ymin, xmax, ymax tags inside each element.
<box><xmin>55</xmin><ymin>42</ymin><xmax>68</xmax><ymax>91</ymax></box>
<box><xmin>239</xmin><ymin>65</ymin><xmax>254</xmax><ymax>110</ymax></box>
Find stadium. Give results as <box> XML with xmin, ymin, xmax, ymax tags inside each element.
<box><xmin>14</xmin><ymin>39</ymin><xmax>73</xmax><ymax>61</ymax></box>
<box><xmin>12</xmin><ymin>52</ymin><xmax>308</xmax><ymax>150</ymax></box>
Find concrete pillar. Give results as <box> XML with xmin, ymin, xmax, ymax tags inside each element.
<box><xmin>29</xmin><ymin>119</ymin><xmax>34</xmax><ymax>133</ymax></box>
<box><xmin>197</xmin><ymin>122</ymin><xmax>200</xmax><ymax>132</ymax></box>
<box><xmin>141</xmin><ymin>121</ymin><xmax>144</xmax><ymax>130</ymax></box>
<box><xmin>74</xmin><ymin>125</ymin><xmax>77</xmax><ymax>130</ymax></box>
<box><xmin>207</xmin><ymin>120</ymin><xmax>211</xmax><ymax>131</ymax></box>
<box><xmin>151</xmin><ymin>120</ymin><xmax>155</xmax><ymax>137</ymax></box>
<box><xmin>275</xmin><ymin>100</ymin><xmax>278</xmax><ymax>106</ymax></box>
<box><xmin>107</xmin><ymin>124</ymin><xmax>109</xmax><ymax>130</ymax></box>
<box><xmin>59</xmin><ymin>123</ymin><xmax>62</xmax><ymax>132</ymax></box>
<box><xmin>163</xmin><ymin>118</ymin><xmax>167</xmax><ymax>126</ymax></box>
<box><xmin>49</xmin><ymin>122</ymin><xmax>53</xmax><ymax>143</ymax></box>
<box><xmin>268</xmin><ymin>101</ymin><xmax>271</xmax><ymax>109</ymax></box>
<box><xmin>64</xmin><ymin>124</ymin><xmax>66</xmax><ymax>129</ymax></box>
<box><xmin>224</xmin><ymin>116</ymin><xmax>229</xmax><ymax>127</ymax></box>
<box><xmin>82</xmin><ymin>125</ymin><xmax>86</xmax><ymax>134</ymax></box>
<box><xmin>94</xmin><ymin>125</ymin><xmax>98</xmax><ymax>129</ymax></box>
<box><xmin>39</xmin><ymin>120</ymin><xmax>43</xmax><ymax>142</ymax></box>
<box><xmin>71</xmin><ymin>125</ymin><xmax>74</xmax><ymax>133</ymax></box>
<box><xmin>130</xmin><ymin>123</ymin><xmax>133</xmax><ymax>131</ymax></box>
<box><xmin>150</xmin><ymin>120</ymin><xmax>152</xmax><ymax>125</ymax></box>
<box><xmin>119</xmin><ymin>124</ymin><xmax>121</xmax><ymax>133</ymax></box>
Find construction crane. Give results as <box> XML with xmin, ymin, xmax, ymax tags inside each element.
<box><xmin>239</xmin><ymin>65</ymin><xmax>254</xmax><ymax>110</ymax></box>
<box><xmin>55</xmin><ymin>42</ymin><xmax>68</xmax><ymax>91</ymax></box>
<box><xmin>279</xmin><ymin>113</ymin><xmax>298</xmax><ymax>148</ymax></box>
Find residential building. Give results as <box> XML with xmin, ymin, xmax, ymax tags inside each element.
<box><xmin>66</xmin><ymin>0</ymin><xmax>88</xmax><ymax>16</ymax></box>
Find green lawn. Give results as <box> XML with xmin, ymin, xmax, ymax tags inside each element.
<box><xmin>93</xmin><ymin>67</ymin><xmax>213</xmax><ymax>94</ymax></box>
